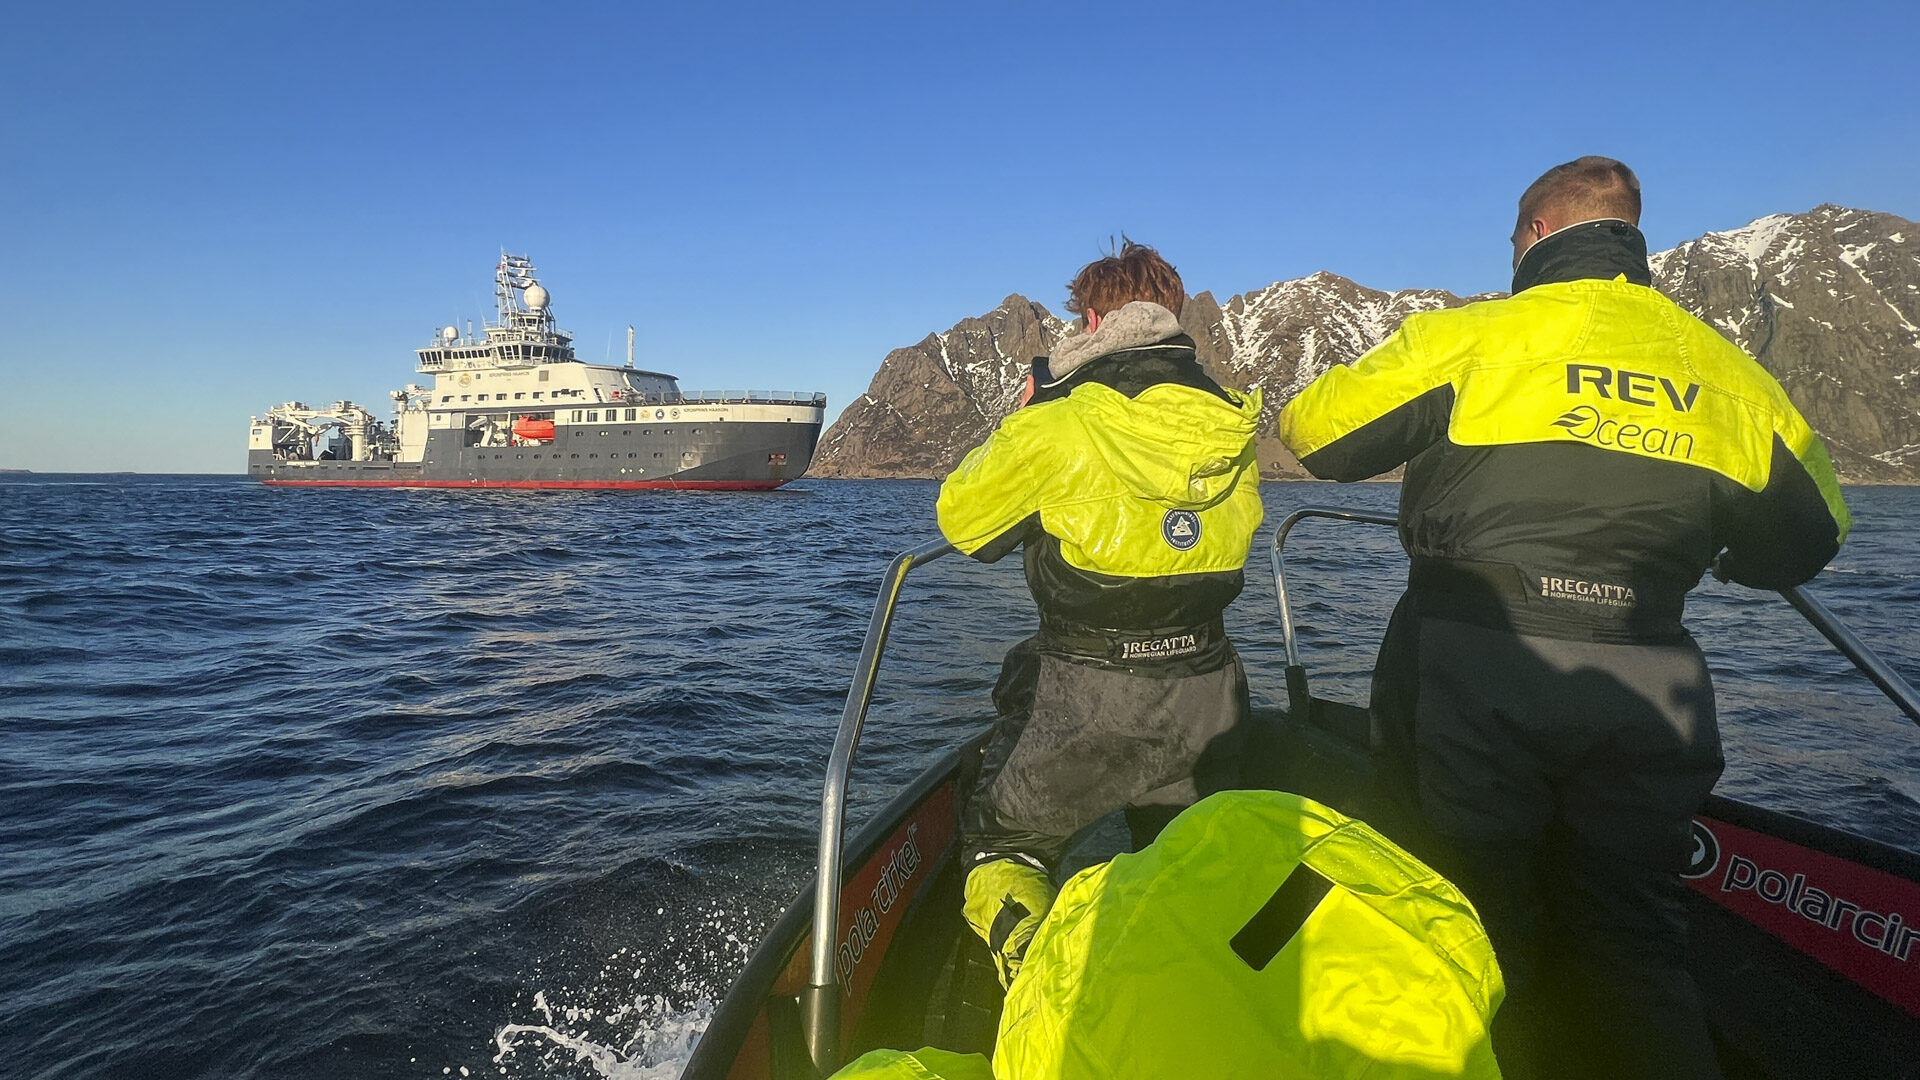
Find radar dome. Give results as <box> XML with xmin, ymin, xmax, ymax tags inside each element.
<box><xmin>524</xmin><ymin>284</ymin><xmax>550</xmax><ymax>310</ymax></box>
<box><xmin>441</xmin><ymin>326</ymin><xmax>459</xmax><ymax>343</ymax></box>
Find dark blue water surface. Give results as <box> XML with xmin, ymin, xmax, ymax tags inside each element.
<box><xmin>2</xmin><ymin>476</ymin><xmax>1916</xmax><ymax>1079</ymax></box>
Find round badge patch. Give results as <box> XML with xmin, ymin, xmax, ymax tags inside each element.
<box><xmin>1681</xmin><ymin>820</ymin><xmax>1720</xmax><ymax>880</ymax></box>
<box><xmin>1162</xmin><ymin>509</ymin><xmax>1202</xmax><ymax>551</ymax></box>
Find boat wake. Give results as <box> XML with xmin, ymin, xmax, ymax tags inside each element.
<box><xmin>494</xmin><ymin>987</ymin><xmax>714</xmax><ymax>1079</ymax></box>
<box><xmin>488</xmin><ymin>895</ymin><xmax>765</xmax><ymax>1079</ymax></box>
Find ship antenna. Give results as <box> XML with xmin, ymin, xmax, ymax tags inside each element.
<box><xmin>495</xmin><ymin>253</ymin><xmax>515</xmax><ymax>322</ymax></box>
<box><xmin>627</xmin><ymin>325</ymin><xmax>635</xmax><ymax>367</ymax></box>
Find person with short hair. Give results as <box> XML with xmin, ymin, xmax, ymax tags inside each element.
<box><xmin>1278</xmin><ymin>157</ymin><xmax>1848</xmax><ymax>1078</ymax></box>
<box><xmin>937</xmin><ymin>240</ymin><xmax>1264</xmax><ymax>988</ymax></box>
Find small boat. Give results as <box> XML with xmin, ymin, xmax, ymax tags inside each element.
<box><xmin>511</xmin><ymin>417</ymin><xmax>557</xmax><ymax>442</ymax></box>
<box><xmin>682</xmin><ymin>507</ymin><xmax>1920</xmax><ymax>1079</ymax></box>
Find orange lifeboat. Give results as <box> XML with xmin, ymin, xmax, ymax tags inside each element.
<box><xmin>512</xmin><ymin>417</ymin><xmax>556</xmax><ymax>442</ymax></box>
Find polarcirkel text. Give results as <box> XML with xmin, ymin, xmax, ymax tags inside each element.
<box><xmin>836</xmin><ymin>823</ymin><xmax>924</xmax><ymax>993</ymax></box>
<box><xmin>1721</xmin><ymin>854</ymin><xmax>1920</xmax><ymax>963</ymax></box>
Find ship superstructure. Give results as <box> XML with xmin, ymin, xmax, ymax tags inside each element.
<box><xmin>248</xmin><ymin>255</ymin><xmax>825</xmax><ymax>489</ymax></box>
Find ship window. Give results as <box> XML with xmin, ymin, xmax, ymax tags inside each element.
<box><xmin>516</xmin><ymin>454</ymin><xmax>523</xmax><ymax>459</ymax></box>
<box><xmin>628</xmin><ymin>453</ymin><xmax>636</xmax><ymax>458</ymax></box>
<box><xmin>642</xmin><ymin>429</ymin><xmax>651</xmax><ymax>435</ymax></box>
<box><xmin>590</xmin><ymin>453</ymin><xmax>598</xmax><ymax>459</ymax></box>
<box><xmin>440</xmin><ymin>395</ymin><xmax>451</xmax><ymax>403</ymax></box>
<box><xmin>514</xmin><ymin>393</ymin><xmax>525</xmax><ymax>400</ymax></box>
<box><xmin>599</xmin><ymin>430</ymin><xmax>608</xmax><ymax>437</ymax></box>
<box><xmin>570</xmin><ymin>454</ymin><xmax>579</xmax><ymax>459</ymax></box>
<box><xmin>461</xmin><ymin>395</ymin><xmax>471</xmax><ymax>401</ymax></box>
<box><xmin>587</xmin><ymin>410</ymin><xmax>598</xmax><ymax>421</ymax></box>
<box><xmin>571</xmin><ymin>410</ymin><xmax>583</xmax><ymax>422</ymax></box>
<box><xmin>653</xmin><ymin>453</ymin><xmax>663</xmax><ymax>458</ymax></box>
<box><xmin>663</xmin><ymin>428</ymin><xmax>672</xmax><ymax>435</ymax></box>
<box><xmin>624</xmin><ymin>408</ymin><xmax>637</xmax><ymax>421</ymax></box>
<box><xmin>533</xmin><ymin>392</ymin><xmax>543</xmax><ymax>399</ymax></box>
<box><xmin>692</xmin><ymin>428</ymin><xmax>701</xmax><ymax>434</ymax></box>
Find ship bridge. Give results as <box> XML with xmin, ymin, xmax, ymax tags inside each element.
<box><xmin>414</xmin><ymin>253</ymin><xmax>577</xmax><ymax>372</ymax></box>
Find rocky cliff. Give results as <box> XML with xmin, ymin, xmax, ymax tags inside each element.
<box><xmin>811</xmin><ymin>206</ymin><xmax>1919</xmax><ymax>482</ymax></box>
<box><xmin>1649</xmin><ymin>205</ymin><xmax>1919</xmax><ymax>481</ymax></box>
<box><xmin>809</xmin><ymin>296</ymin><xmax>1066</xmax><ymax>478</ymax></box>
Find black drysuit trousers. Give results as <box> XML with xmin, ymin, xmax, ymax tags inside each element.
<box><xmin>961</xmin><ymin>634</ymin><xmax>1252</xmax><ymax>869</ymax></box>
<box><xmin>1372</xmin><ymin>597</ymin><xmax>1726</xmax><ymax>1080</ymax></box>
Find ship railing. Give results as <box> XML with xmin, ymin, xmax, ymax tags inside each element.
<box><xmin>1267</xmin><ymin>505</ymin><xmax>1920</xmax><ymax>728</ymax></box>
<box><xmin>616</xmin><ymin>390</ymin><xmax>828</xmax><ymax>407</ymax></box>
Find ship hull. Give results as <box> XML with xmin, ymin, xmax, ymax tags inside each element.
<box><xmin>249</xmin><ymin>414</ymin><xmax>821</xmax><ymax>490</ymax></box>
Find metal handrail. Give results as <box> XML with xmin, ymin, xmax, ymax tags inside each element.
<box><xmin>1781</xmin><ymin>586</ymin><xmax>1920</xmax><ymax>726</ymax></box>
<box><xmin>1268</xmin><ymin>505</ymin><xmax>1920</xmax><ymax>730</ymax></box>
<box><xmin>801</xmin><ymin>539</ymin><xmax>956</xmax><ymax>1075</ymax></box>
<box><xmin>1267</xmin><ymin>507</ymin><xmax>1397</xmax><ymax>720</ymax></box>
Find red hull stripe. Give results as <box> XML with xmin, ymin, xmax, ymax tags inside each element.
<box><xmin>258</xmin><ymin>479</ymin><xmax>790</xmax><ymax>491</ymax></box>
<box><xmin>1689</xmin><ymin>815</ymin><xmax>1920</xmax><ymax>1018</ymax></box>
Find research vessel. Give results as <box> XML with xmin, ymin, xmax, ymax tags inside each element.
<box><xmin>247</xmin><ymin>255</ymin><xmax>825</xmax><ymax>489</ymax></box>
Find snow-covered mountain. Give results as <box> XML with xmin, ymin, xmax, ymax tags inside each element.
<box><xmin>810</xmin><ymin>206</ymin><xmax>1919</xmax><ymax>482</ymax></box>
<box><xmin>809</xmin><ymin>297</ymin><xmax>1067</xmax><ymax>479</ymax></box>
<box><xmin>1651</xmin><ymin>205</ymin><xmax>1919</xmax><ymax>481</ymax></box>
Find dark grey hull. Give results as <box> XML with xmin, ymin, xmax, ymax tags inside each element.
<box><xmin>250</xmin><ymin>417</ymin><xmax>821</xmax><ymax>489</ymax></box>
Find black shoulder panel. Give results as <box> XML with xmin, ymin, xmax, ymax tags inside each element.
<box><xmin>1714</xmin><ymin>435</ymin><xmax>1844</xmax><ymax>589</ymax></box>
<box><xmin>1297</xmin><ymin>383</ymin><xmax>1455</xmax><ymax>482</ymax></box>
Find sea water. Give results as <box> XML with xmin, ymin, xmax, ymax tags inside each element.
<box><xmin>2</xmin><ymin>476</ymin><xmax>1915</xmax><ymax>1079</ymax></box>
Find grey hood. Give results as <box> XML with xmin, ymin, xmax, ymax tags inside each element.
<box><xmin>1044</xmin><ymin>301</ymin><xmax>1185</xmax><ymax>386</ymax></box>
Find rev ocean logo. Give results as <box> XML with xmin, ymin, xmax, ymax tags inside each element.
<box><xmin>1162</xmin><ymin>509</ymin><xmax>1201</xmax><ymax>551</ymax></box>
<box><xmin>1550</xmin><ymin>405</ymin><xmax>1698</xmax><ymax>460</ymax></box>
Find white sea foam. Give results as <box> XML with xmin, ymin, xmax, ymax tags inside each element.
<box><xmin>493</xmin><ymin>992</ymin><xmax>715</xmax><ymax>1079</ymax></box>
<box><xmin>486</xmin><ymin>898</ymin><xmax>760</xmax><ymax>1078</ymax></box>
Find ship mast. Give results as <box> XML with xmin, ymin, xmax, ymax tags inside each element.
<box><xmin>492</xmin><ymin>253</ymin><xmax>559</xmax><ymax>339</ymax></box>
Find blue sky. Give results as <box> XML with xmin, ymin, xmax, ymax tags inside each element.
<box><xmin>4</xmin><ymin>0</ymin><xmax>1916</xmax><ymax>473</ymax></box>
